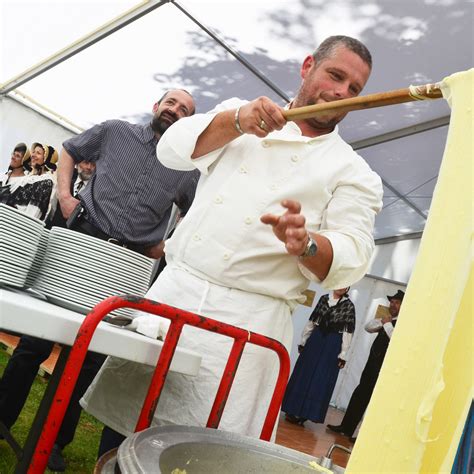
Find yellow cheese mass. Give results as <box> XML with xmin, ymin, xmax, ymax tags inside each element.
<box><xmin>346</xmin><ymin>69</ymin><xmax>473</xmax><ymax>472</ymax></box>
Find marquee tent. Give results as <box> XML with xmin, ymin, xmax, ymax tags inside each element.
<box><xmin>1</xmin><ymin>2</ymin><xmax>472</xmax><ymax>471</ymax></box>
<box><xmin>2</xmin><ymin>0</ymin><xmax>472</xmax><ymax>241</ymax></box>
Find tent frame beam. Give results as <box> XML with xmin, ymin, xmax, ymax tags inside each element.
<box><xmin>351</xmin><ymin>116</ymin><xmax>449</xmax><ymax>150</ymax></box>
<box><xmin>171</xmin><ymin>1</ymin><xmax>290</xmax><ymax>102</ymax></box>
<box><xmin>351</xmin><ymin>116</ymin><xmax>450</xmax><ymax>221</ymax></box>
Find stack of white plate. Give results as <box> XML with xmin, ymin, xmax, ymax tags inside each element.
<box><xmin>0</xmin><ymin>203</ymin><xmax>45</xmax><ymax>288</ymax></box>
<box><xmin>25</xmin><ymin>228</ymin><xmax>50</xmax><ymax>288</ymax></box>
<box><xmin>33</xmin><ymin>227</ymin><xmax>154</xmax><ymax>315</ymax></box>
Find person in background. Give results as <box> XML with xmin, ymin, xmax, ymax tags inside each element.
<box><xmin>0</xmin><ymin>143</ymin><xmax>30</xmax><ymax>203</ymax></box>
<box><xmin>1</xmin><ymin>142</ymin><xmax>30</xmax><ymax>181</ymax></box>
<box><xmin>283</xmin><ymin>287</ymin><xmax>355</xmax><ymax>427</ymax></box>
<box><xmin>47</xmin><ymin>160</ymin><xmax>96</xmax><ymax>228</ymax></box>
<box><xmin>57</xmin><ymin>89</ymin><xmax>197</xmax><ymax>259</ymax></box>
<box><xmin>0</xmin><ymin>142</ymin><xmax>58</xmax><ymax>220</ymax></box>
<box><xmin>327</xmin><ymin>289</ymin><xmax>405</xmax><ymax>441</ymax></box>
<box><xmin>81</xmin><ymin>35</ymin><xmax>383</xmax><ymax>457</ymax></box>
<box><xmin>0</xmin><ymin>89</ymin><xmax>198</xmax><ymax>472</ymax></box>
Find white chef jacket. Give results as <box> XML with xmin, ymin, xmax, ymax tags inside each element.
<box><xmin>82</xmin><ymin>99</ymin><xmax>383</xmax><ymax>441</ymax></box>
<box><xmin>157</xmin><ymin>98</ymin><xmax>383</xmax><ymax>306</ymax></box>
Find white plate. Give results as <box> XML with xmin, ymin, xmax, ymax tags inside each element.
<box><xmin>35</xmin><ymin>269</ymin><xmax>148</xmax><ymax>297</ymax></box>
<box><xmin>0</xmin><ymin>225</ymin><xmax>44</xmax><ymax>240</ymax></box>
<box><xmin>45</xmin><ymin>294</ymin><xmax>90</xmax><ymax>314</ymax></box>
<box><xmin>33</xmin><ymin>271</ymin><xmax>147</xmax><ymax>300</ymax></box>
<box><xmin>45</xmin><ymin>293</ymin><xmax>136</xmax><ymax>318</ymax></box>
<box><xmin>49</xmin><ymin>228</ymin><xmax>153</xmax><ymax>270</ymax></box>
<box><xmin>44</xmin><ymin>243</ymin><xmax>150</xmax><ymax>280</ymax></box>
<box><xmin>0</xmin><ymin>203</ymin><xmax>45</xmax><ymax>226</ymax></box>
<box><xmin>39</xmin><ymin>256</ymin><xmax>149</xmax><ymax>289</ymax></box>
<box><xmin>0</xmin><ymin>253</ymin><xmax>35</xmax><ymax>269</ymax></box>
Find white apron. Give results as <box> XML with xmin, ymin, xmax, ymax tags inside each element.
<box><xmin>81</xmin><ymin>264</ymin><xmax>293</xmax><ymax>439</ymax></box>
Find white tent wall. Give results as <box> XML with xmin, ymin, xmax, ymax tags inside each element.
<box><xmin>288</xmin><ymin>235</ymin><xmax>419</xmax><ymax>411</ymax></box>
<box><xmin>0</xmin><ymin>95</ymin><xmax>77</xmax><ymax>170</ymax></box>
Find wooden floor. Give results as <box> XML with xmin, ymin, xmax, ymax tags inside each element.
<box><xmin>275</xmin><ymin>407</ymin><xmax>355</xmax><ymax>469</ymax></box>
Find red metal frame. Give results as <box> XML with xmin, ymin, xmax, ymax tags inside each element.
<box><xmin>28</xmin><ymin>294</ymin><xmax>291</xmax><ymax>473</ymax></box>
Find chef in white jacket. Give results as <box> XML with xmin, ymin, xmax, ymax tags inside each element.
<box><xmin>82</xmin><ymin>35</ymin><xmax>383</xmax><ymax>455</ymax></box>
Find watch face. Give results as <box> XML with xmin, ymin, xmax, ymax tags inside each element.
<box><xmin>302</xmin><ymin>237</ymin><xmax>318</xmax><ymax>258</ymax></box>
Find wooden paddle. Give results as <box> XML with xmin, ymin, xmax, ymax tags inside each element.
<box><xmin>282</xmin><ymin>82</ymin><xmax>443</xmax><ymax>121</ymax></box>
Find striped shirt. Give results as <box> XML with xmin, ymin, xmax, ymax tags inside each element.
<box><xmin>63</xmin><ymin>120</ymin><xmax>199</xmax><ymax>246</ymax></box>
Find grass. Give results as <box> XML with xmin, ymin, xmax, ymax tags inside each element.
<box><xmin>0</xmin><ymin>348</ymin><xmax>103</xmax><ymax>473</ymax></box>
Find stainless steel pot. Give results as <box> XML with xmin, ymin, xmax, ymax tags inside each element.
<box><xmin>98</xmin><ymin>425</ymin><xmax>346</xmax><ymax>473</ymax></box>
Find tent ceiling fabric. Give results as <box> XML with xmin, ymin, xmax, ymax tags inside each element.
<box><xmin>1</xmin><ymin>0</ymin><xmax>472</xmax><ymax>239</ymax></box>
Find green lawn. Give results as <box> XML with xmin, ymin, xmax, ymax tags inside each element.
<box><xmin>0</xmin><ymin>348</ymin><xmax>103</xmax><ymax>473</ymax></box>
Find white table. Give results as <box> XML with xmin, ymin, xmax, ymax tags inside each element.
<box><xmin>0</xmin><ymin>287</ymin><xmax>201</xmax><ymax>472</ymax></box>
<box><xmin>0</xmin><ymin>288</ymin><xmax>201</xmax><ymax>375</ymax></box>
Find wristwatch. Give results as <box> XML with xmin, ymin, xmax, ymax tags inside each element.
<box><xmin>300</xmin><ymin>234</ymin><xmax>318</xmax><ymax>258</ymax></box>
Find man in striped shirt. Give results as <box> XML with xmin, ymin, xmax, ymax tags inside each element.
<box><xmin>0</xmin><ymin>90</ymin><xmax>198</xmax><ymax>471</ymax></box>
<box><xmin>58</xmin><ymin>89</ymin><xmax>198</xmax><ymax>257</ymax></box>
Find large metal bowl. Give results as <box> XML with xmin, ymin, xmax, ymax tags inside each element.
<box><xmin>110</xmin><ymin>425</ymin><xmax>345</xmax><ymax>473</ymax></box>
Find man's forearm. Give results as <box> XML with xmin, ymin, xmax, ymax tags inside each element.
<box><xmin>57</xmin><ymin>148</ymin><xmax>76</xmax><ymax>199</ymax></box>
<box><xmin>299</xmin><ymin>233</ymin><xmax>333</xmax><ymax>281</ymax></box>
<box><xmin>191</xmin><ymin>110</ymin><xmax>240</xmax><ymax>159</ymax></box>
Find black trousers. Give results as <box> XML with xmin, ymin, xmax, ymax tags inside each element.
<box><xmin>97</xmin><ymin>426</ymin><xmax>126</xmax><ymax>459</ymax></box>
<box><xmin>0</xmin><ymin>335</ymin><xmax>106</xmax><ymax>448</ymax></box>
<box><xmin>338</xmin><ymin>352</ymin><xmax>385</xmax><ymax>436</ymax></box>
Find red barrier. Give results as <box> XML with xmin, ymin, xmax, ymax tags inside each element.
<box><xmin>28</xmin><ymin>294</ymin><xmax>290</xmax><ymax>473</ymax></box>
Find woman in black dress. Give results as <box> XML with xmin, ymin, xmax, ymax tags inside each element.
<box><xmin>282</xmin><ymin>287</ymin><xmax>355</xmax><ymax>426</ymax></box>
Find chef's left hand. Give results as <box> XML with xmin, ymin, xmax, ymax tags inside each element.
<box><xmin>337</xmin><ymin>358</ymin><xmax>346</xmax><ymax>369</ymax></box>
<box><xmin>260</xmin><ymin>200</ymin><xmax>308</xmax><ymax>256</ymax></box>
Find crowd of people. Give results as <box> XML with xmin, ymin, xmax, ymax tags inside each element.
<box><xmin>0</xmin><ymin>35</ymin><xmax>400</xmax><ymax>471</ymax></box>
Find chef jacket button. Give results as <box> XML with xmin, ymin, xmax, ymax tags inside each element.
<box><xmin>291</xmin><ymin>154</ymin><xmax>299</xmax><ymax>162</ymax></box>
<box><xmin>223</xmin><ymin>253</ymin><xmax>230</xmax><ymax>260</ymax></box>
<box><xmin>239</xmin><ymin>166</ymin><xmax>247</xmax><ymax>173</ymax></box>
<box><xmin>262</xmin><ymin>141</ymin><xmax>270</xmax><ymax>148</ymax></box>
<box><xmin>244</xmin><ymin>217</ymin><xmax>252</xmax><ymax>225</ymax></box>
<box><xmin>214</xmin><ymin>196</ymin><xmax>223</xmax><ymax>204</ymax></box>
<box><xmin>270</xmin><ymin>184</ymin><xmax>277</xmax><ymax>190</ymax></box>
<box><xmin>193</xmin><ymin>234</ymin><xmax>200</xmax><ymax>241</ymax></box>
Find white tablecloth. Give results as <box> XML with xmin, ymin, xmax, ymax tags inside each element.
<box><xmin>0</xmin><ymin>288</ymin><xmax>201</xmax><ymax>376</ymax></box>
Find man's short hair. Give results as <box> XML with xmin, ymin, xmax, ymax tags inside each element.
<box><xmin>157</xmin><ymin>89</ymin><xmax>195</xmax><ymax>115</ymax></box>
<box><xmin>13</xmin><ymin>143</ymin><xmax>28</xmax><ymax>157</ymax></box>
<box><xmin>313</xmin><ymin>35</ymin><xmax>372</xmax><ymax>69</ymax></box>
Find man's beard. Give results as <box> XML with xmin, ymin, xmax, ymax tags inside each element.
<box><xmin>78</xmin><ymin>170</ymin><xmax>93</xmax><ymax>181</ymax></box>
<box><xmin>151</xmin><ymin>112</ymin><xmax>177</xmax><ymax>135</ymax></box>
<box><xmin>304</xmin><ymin>113</ymin><xmax>345</xmax><ymax>130</ymax></box>
<box><xmin>294</xmin><ymin>91</ymin><xmax>346</xmax><ymax>130</ymax></box>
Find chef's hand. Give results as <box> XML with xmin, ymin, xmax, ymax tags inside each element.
<box><xmin>261</xmin><ymin>200</ymin><xmax>309</xmax><ymax>256</ymax></box>
<box><xmin>237</xmin><ymin>97</ymin><xmax>286</xmax><ymax>138</ymax></box>
<box><xmin>337</xmin><ymin>358</ymin><xmax>346</xmax><ymax>369</ymax></box>
<box><xmin>60</xmin><ymin>195</ymin><xmax>81</xmax><ymax>219</ymax></box>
